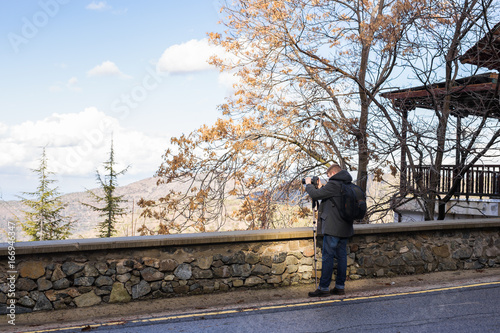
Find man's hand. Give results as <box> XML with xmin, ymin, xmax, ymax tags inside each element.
<box><xmin>305</xmin><ymin>177</ymin><xmax>312</xmax><ymax>185</ymax></box>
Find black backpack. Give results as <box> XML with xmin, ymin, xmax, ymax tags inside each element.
<box><xmin>336</xmin><ymin>181</ymin><xmax>367</xmax><ymax>223</ymax></box>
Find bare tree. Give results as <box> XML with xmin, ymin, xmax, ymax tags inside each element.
<box><xmin>379</xmin><ymin>0</ymin><xmax>500</xmax><ymax>220</ymax></box>
<box><xmin>139</xmin><ymin>0</ymin><xmax>420</xmax><ymax>232</ymax></box>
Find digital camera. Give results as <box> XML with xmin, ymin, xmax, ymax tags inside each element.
<box><xmin>302</xmin><ymin>176</ymin><xmax>320</xmax><ymax>188</ymax></box>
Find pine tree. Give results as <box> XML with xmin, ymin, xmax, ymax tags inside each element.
<box><xmin>18</xmin><ymin>148</ymin><xmax>73</xmax><ymax>241</ymax></box>
<box><xmin>84</xmin><ymin>140</ymin><xmax>128</xmax><ymax>238</ymax></box>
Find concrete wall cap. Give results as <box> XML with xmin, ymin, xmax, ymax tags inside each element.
<box><xmin>1</xmin><ymin>218</ymin><xmax>499</xmax><ymax>256</ymax></box>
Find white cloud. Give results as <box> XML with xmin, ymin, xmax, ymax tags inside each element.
<box><xmin>49</xmin><ymin>85</ymin><xmax>63</xmax><ymax>92</ymax></box>
<box><xmin>0</xmin><ymin>108</ymin><xmax>169</xmax><ymax>178</ymax></box>
<box><xmin>87</xmin><ymin>61</ymin><xmax>131</xmax><ymax>79</ymax></box>
<box><xmin>55</xmin><ymin>62</ymin><xmax>68</xmax><ymax>69</ymax></box>
<box><xmin>67</xmin><ymin>77</ymin><xmax>81</xmax><ymax>92</ymax></box>
<box><xmin>218</xmin><ymin>71</ymin><xmax>239</xmax><ymax>90</ymax></box>
<box><xmin>49</xmin><ymin>77</ymin><xmax>82</xmax><ymax>92</ymax></box>
<box><xmin>86</xmin><ymin>1</ymin><xmax>111</xmax><ymax>11</ymax></box>
<box><xmin>156</xmin><ymin>38</ymin><xmax>228</xmax><ymax>74</ymax></box>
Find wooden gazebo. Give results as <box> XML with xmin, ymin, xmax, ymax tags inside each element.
<box><xmin>380</xmin><ymin>23</ymin><xmax>500</xmax><ymax>219</ymax></box>
<box><xmin>381</xmin><ymin>72</ymin><xmax>500</xmax><ymax>199</ymax></box>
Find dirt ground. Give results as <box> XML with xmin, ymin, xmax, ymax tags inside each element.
<box><xmin>2</xmin><ymin>268</ymin><xmax>500</xmax><ymax>332</ymax></box>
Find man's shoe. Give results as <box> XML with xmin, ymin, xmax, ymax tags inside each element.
<box><xmin>330</xmin><ymin>288</ymin><xmax>345</xmax><ymax>295</ymax></box>
<box><xmin>308</xmin><ymin>289</ymin><xmax>330</xmax><ymax>297</ymax></box>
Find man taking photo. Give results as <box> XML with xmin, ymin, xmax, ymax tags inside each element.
<box><xmin>304</xmin><ymin>164</ymin><xmax>354</xmax><ymax>297</ymax></box>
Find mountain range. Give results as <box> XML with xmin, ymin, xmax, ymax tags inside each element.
<box><xmin>0</xmin><ymin>177</ymin><xmax>192</xmax><ymax>242</ymax></box>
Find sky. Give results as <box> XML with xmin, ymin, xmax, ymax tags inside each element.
<box><xmin>0</xmin><ymin>0</ymin><xmax>234</xmax><ymax>200</ymax></box>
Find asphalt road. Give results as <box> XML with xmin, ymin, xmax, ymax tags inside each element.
<box><xmin>22</xmin><ymin>281</ymin><xmax>500</xmax><ymax>333</ymax></box>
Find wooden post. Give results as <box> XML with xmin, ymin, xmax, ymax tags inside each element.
<box><xmin>400</xmin><ymin>108</ymin><xmax>408</xmax><ymax>197</ymax></box>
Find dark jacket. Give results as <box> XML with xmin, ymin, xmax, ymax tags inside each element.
<box><xmin>305</xmin><ymin>170</ymin><xmax>355</xmax><ymax>238</ymax></box>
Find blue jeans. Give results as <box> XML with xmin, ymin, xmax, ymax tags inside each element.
<box><xmin>319</xmin><ymin>235</ymin><xmax>348</xmax><ymax>291</ymax></box>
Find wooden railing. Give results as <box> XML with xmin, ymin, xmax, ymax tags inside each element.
<box><xmin>406</xmin><ymin>165</ymin><xmax>500</xmax><ymax>198</ymax></box>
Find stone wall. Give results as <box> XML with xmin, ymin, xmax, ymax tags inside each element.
<box><xmin>0</xmin><ymin>219</ymin><xmax>499</xmax><ymax>314</ymax></box>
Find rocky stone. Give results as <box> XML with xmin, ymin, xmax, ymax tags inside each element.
<box><xmin>232</xmin><ymin>279</ymin><xmax>244</xmax><ymax>287</ymax></box>
<box><xmin>51</xmin><ymin>265</ymin><xmax>66</xmax><ymax>282</ymax></box>
<box><xmin>62</xmin><ymin>262</ymin><xmax>84</xmax><ymax>276</ymax></box>
<box><xmin>271</xmin><ymin>263</ymin><xmax>286</xmax><ymax>275</ymax></box>
<box><xmin>129</xmin><ymin>275</ymin><xmax>140</xmax><ymax>285</ymax></box>
<box><xmin>213</xmin><ymin>266</ymin><xmax>231</xmax><ymax>278</ymax></box>
<box><xmin>289</xmin><ymin>251</ymin><xmax>304</xmax><ymax>259</ymax></box>
<box><xmin>485</xmin><ymin>246</ymin><xmax>500</xmax><ymax>258</ymax></box>
<box><xmin>143</xmin><ymin>258</ymin><xmax>160</xmax><ymax>268</ymax></box>
<box><xmin>350</xmin><ymin>244</ymin><xmax>359</xmax><ymax>252</ymax></box>
<box><xmin>173</xmin><ymin>285</ymin><xmax>189</xmax><ymax>294</ymax></box>
<box><xmin>211</xmin><ymin>260</ymin><xmax>223</xmax><ymax>268</ymax></box>
<box><xmin>267</xmin><ymin>276</ymin><xmax>282</xmax><ymax>284</ymax></box>
<box><xmin>452</xmin><ymin>247</ymin><xmax>473</xmax><ymax>260</ymax></box>
<box><xmin>285</xmin><ymin>256</ymin><xmax>299</xmax><ymax>266</ymax></box>
<box><xmin>438</xmin><ymin>259</ymin><xmax>457</xmax><ymax>271</ymax></box>
<box><xmin>252</xmin><ymin>264</ymin><xmax>271</xmax><ymax>275</ymax></box>
<box><xmin>229</xmin><ymin>251</ymin><xmax>246</xmax><ymax>265</ymax></box>
<box><xmin>18</xmin><ymin>296</ymin><xmax>35</xmax><ymax>308</ymax></box>
<box><xmin>84</xmin><ymin>263</ymin><xmax>100</xmax><ymax>277</ymax></box>
<box><xmin>174</xmin><ymin>264</ymin><xmax>192</xmax><ymax>280</ymax></box>
<box><xmin>95</xmin><ymin>262</ymin><xmax>108</xmax><ymax>275</ymax></box>
<box><xmin>231</xmin><ymin>264</ymin><xmax>251</xmax><ymax>277</ymax></box>
<box><xmin>77</xmin><ymin>286</ymin><xmax>93</xmax><ymax>294</ymax></box>
<box><xmin>95</xmin><ymin>276</ymin><xmax>114</xmax><ymax>287</ymax></box>
<box><xmin>374</xmin><ymin>256</ymin><xmax>390</xmax><ymax>267</ymax></box>
<box><xmin>109</xmin><ymin>282</ymin><xmax>131</xmax><ymax>303</ymax></box>
<box><xmin>193</xmin><ymin>256</ymin><xmax>212</xmax><ymax>270</ymax></box>
<box><xmin>288</xmin><ymin>240</ymin><xmax>299</xmax><ymax>251</ymax></box>
<box><xmin>347</xmin><ymin>254</ymin><xmax>355</xmax><ymax>266</ymax></box>
<box><xmin>389</xmin><ymin>257</ymin><xmax>405</xmax><ymax>266</ymax></box>
<box><xmin>74</xmin><ymin>291</ymin><xmax>101</xmax><ymax>308</ymax></box>
<box><xmin>189</xmin><ymin>283</ymin><xmax>201</xmax><ymax>292</ymax></box>
<box><xmin>140</xmin><ymin>267</ymin><xmax>164</xmax><ymax>282</ymax></box>
<box><xmin>36</xmin><ymin>278</ymin><xmax>53</xmax><ymax>291</ymax></box>
<box><xmin>421</xmin><ymin>247</ymin><xmax>434</xmax><ymax>263</ymax></box>
<box><xmin>399</xmin><ymin>246</ymin><xmax>409</xmax><ymax>254</ymax></box>
<box><xmin>273</xmin><ymin>252</ymin><xmax>287</xmax><ymax>263</ymax></box>
<box><xmin>245</xmin><ymin>276</ymin><xmax>264</xmax><ymax>286</ymax></box>
<box><xmin>303</xmin><ymin>247</ymin><xmax>315</xmax><ymax>257</ymax></box>
<box><xmin>245</xmin><ymin>252</ymin><xmax>260</xmax><ymax>265</ymax></box>
<box><xmin>192</xmin><ymin>267</ymin><xmax>213</xmax><ymax>279</ymax></box>
<box><xmin>432</xmin><ymin>245</ymin><xmax>450</xmax><ymax>258</ymax></box>
<box><xmin>74</xmin><ymin>277</ymin><xmax>95</xmax><ymax>287</ymax></box>
<box><xmin>160</xmin><ymin>259</ymin><xmax>178</xmax><ymax>272</ymax></box>
<box><xmin>359</xmin><ymin>256</ymin><xmax>374</xmax><ymax>267</ymax></box>
<box><xmin>116</xmin><ymin>264</ymin><xmax>133</xmax><ymax>275</ymax></box>
<box><xmin>53</xmin><ymin>300</ymin><xmax>68</xmax><ymax>310</ymax></box>
<box><xmin>16</xmin><ymin>278</ymin><xmax>37</xmax><ymax>291</ymax></box>
<box><xmin>95</xmin><ymin>288</ymin><xmax>111</xmax><ymax>296</ymax></box>
<box><xmin>0</xmin><ymin>283</ymin><xmax>9</xmax><ymax>294</ymax></box>
<box><xmin>300</xmin><ymin>257</ymin><xmax>314</xmax><ymax>265</ymax></box>
<box><xmin>464</xmin><ymin>260</ymin><xmax>483</xmax><ymax>270</ymax></box>
<box><xmin>297</xmin><ymin>265</ymin><xmax>312</xmax><ymax>273</ymax></box>
<box><xmin>161</xmin><ymin>282</ymin><xmax>174</xmax><ymax>293</ymax></box>
<box><xmin>116</xmin><ymin>273</ymin><xmax>131</xmax><ymax>283</ymax></box>
<box><xmin>33</xmin><ymin>293</ymin><xmax>53</xmax><ymax>311</ymax></box>
<box><xmin>0</xmin><ymin>292</ymin><xmax>7</xmax><ymax>304</ymax></box>
<box><xmin>150</xmin><ymin>281</ymin><xmax>162</xmax><ymax>291</ymax></box>
<box><xmin>132</xmin><ymin>280</ymin><xmax>151</xmax><ymax>299</ymax></box>
<box><xmin>45</xmin><ymin>288</ymin><xmax>80</xmax><ymax>301</ymax></box>
<box><xmin>261</xmin><ymin>256</ymin><xmax>273</xmax><ymax>267</ymax></box>
<box><xmin>19</xmin><ymin>261</ymin><xmax>45</xmax><ymax>279</ymax></box>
